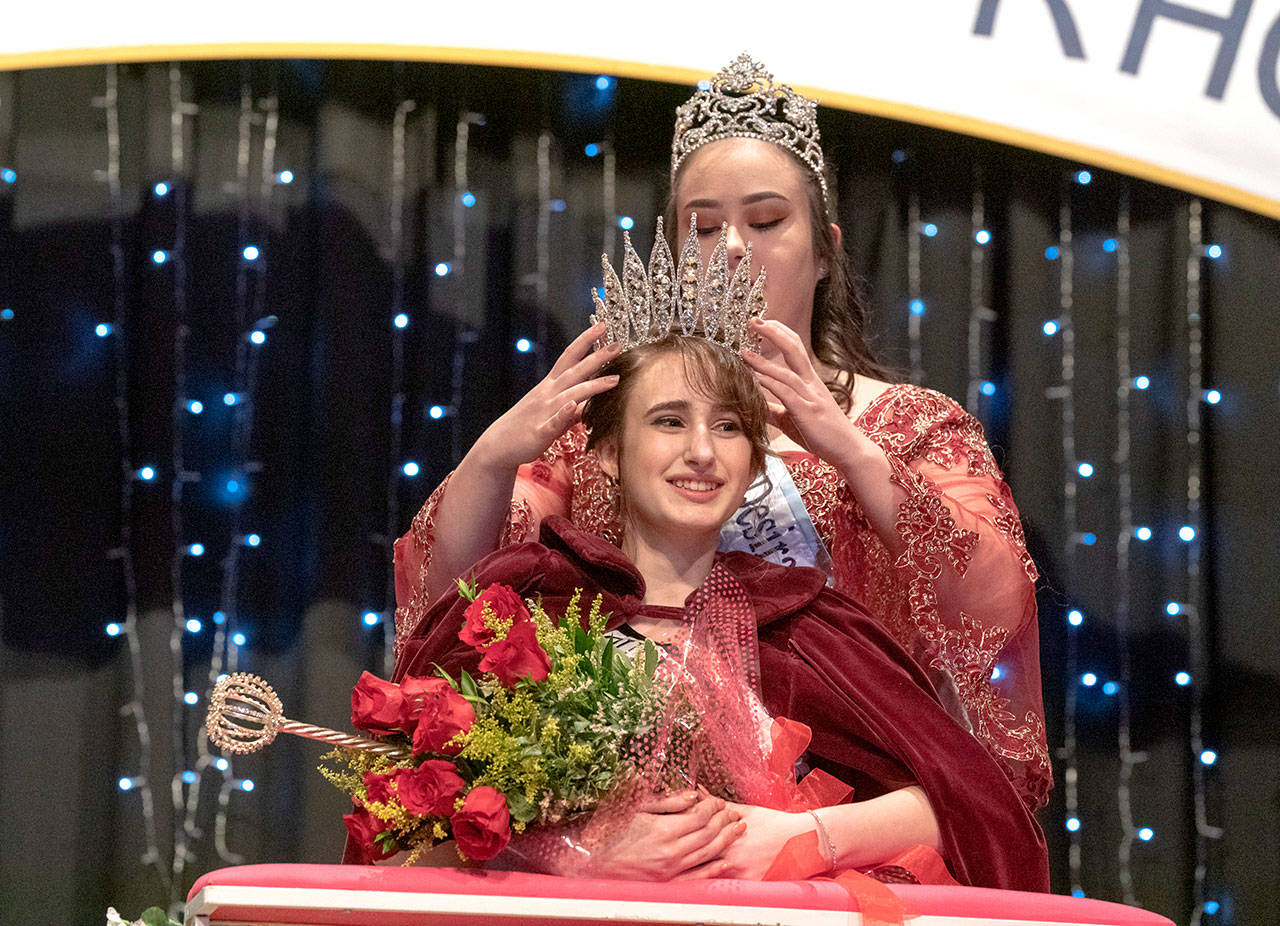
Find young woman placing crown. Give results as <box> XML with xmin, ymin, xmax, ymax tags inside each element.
<box><xmin>396</xmin><ymin>54</ymin><xmax>1050</xmax><ymax>815</ymax></box>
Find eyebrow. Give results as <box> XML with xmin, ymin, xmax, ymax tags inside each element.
<box><xmin>682</xmin><ymin>190</ymin><xmax>789</xmax><ymax>210</ymax></box>
<box><xmin>644</xmin><ymin>399</ymin><xmax>739</xmax><ymax>416</ymax></box>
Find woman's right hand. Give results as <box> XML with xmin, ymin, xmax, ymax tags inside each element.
<box><xmin>471</xmin><ymin>322</ymin><xmax>621</xmax><ymax>472</ymax></box>
<box><xmin>582</xmin><ymin>791</ymin><xmax>746</xmax><ymax>881</ymax></box>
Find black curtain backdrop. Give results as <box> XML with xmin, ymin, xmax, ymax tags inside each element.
<box><xmin>0</xmin><ymin>60</ymin><xmax>1277</xmax><ymax>924</ymax></box>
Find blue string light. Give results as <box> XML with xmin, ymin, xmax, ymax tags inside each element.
<box><xmin>154</xmin><ymin>181</ymin><xmax>170</xmax><ymax>197</ymax></box>
<box><xmin>1175</xmin><ymin>671</ymin><xmax>1192</xmax><ymax>686</ymax></box>
<box><xmin>212</xmin><ymin>610</ymin><xmax>227</xmax><ymax>625</ymax></box>
<box><xmin>118</xmin><ymin>777</ymin><xmax>136</xmax><ymax>791</ymax></box>
<box><xmin>1206</xmin><ymin>244</ymin><xmax>1223</xmax><ymax>259</ymax></box>
<box><xmin>1065</xmin><ymin>817</ymin><xmax>1081</xmax><ymax>832</ymax></box>
<box><xmin>1044</xmin><ymin>245</ymin><xmax>1060</xmax><ymax>261</ymax></box>
<box><xmin>1067</xmin><ymin>609</ymin><xmax>1084</xmax><ymax>626</ymax></box>
<box><xmin>434</xmin><ymin>262</ymin><xmax>451</xmax><ymax>277</ymax></box>
<box><xmin>584</xmin><ymin>143</ymin><xmax>600</xmax><ymax>158</ymax></box>
<box><xmin>1081</xmin><ymin>672</ymin><xmax>1098</xmax><ymax>687</ymax></box>
<box><xmin>138</xmin><ymin>466</ymin><xmax>157</xmax><ymax>481</ymax></box>
<box><xmin>921</xmin><ymin>222</ymin><xmax>938</xmax><ymax>237</ymax></box>
<box><xmin>1102</xmin><ymin>238</ymin><xmax>1117</xmax><ymax>253</ymax></box>
<box><xmin>238</xmin><ymin>779</ymin><xmax>255</xmax><ymax>792</ymax></box>
<box><xmin>618</xmin><ymin>216</ymin><xmax>635</xmax><ymax>230</ymax></box>
<box><xmin>1077</xmin><ymin>462</ymin><xmax>1094</xmax><ymax>478</ymax></box>
<box><xmin>182</xmin><ymin>771</ymin><xmax>198</xmax><ymax>784</ymax></box>
<box><xmin>1200</xmin><ymin>749</ymin><xmax>1218</xmax><ymax>765</ymax></box>
<box><xmin>277</xmin><ymin>169</ymin><xmax>294</xmax><ymax>185</ymax></box>
<box><xmin>515</xmin><ymin>337</ymin><xmax>534</xmax><ymax>353</ymax></box>
<box><xmin>891</xmin><ymin>149</ymin><xmax>907</xmax><ymax>164</ymax></box>
<box><xmin>975</xmin><ymin>229</ymin><xmax>991</xmax><ymax>245</ymax></box>
<box><xmin>1075</xmin><ymin>169</ymin><xmax>1092</xmax><ymax>185</ymax></box>
<box><xmin>225</xmin><ymin>478</ymin><xmax>241</xmax><ymax>495</ymax></box>
<box><xmin>242</xmin><ymin>245</ymin><xmax>260</xmax><ymax>261</ymax></box>
<box><xmin>186</xmin><ymin>618</ymin><xmax>202</xmax><ymax>633</ymax></box>
<box><xmin>1135</xmin><ymin>526</ymin><xmax>1152</xmax><ymax>541</ymax></box>
<box><xmin>460</xmin><ymin>191</ymin><xmax>476</xmax><ymax>208</ymax></box>
<box><xmin>106</xmin><ymin>622</ymin><xmax>122</xmax><ymax>636</ymax></box>
<box><xmin>595</xmin><ymin>75</ymin><xmax>614</xmax><ymax>91</ymax></box>
<box><xmin>215</xmin><ymin>758</ymin><xmax>229</xmax><ymax>772</ymax></box>
<box><xmin>990</xmin><ymin>665</ymin><xmax>1003</xmax><ymax>680</ymax></box>
<box><xmin>1072</xmin><ymin>889</ymin><xmax>1086</xmax><ymax>898</ymax></box>
<box><xmin>428</xmin><ymin>405</ymin><xmax>446</xmax><ymax>420</ymax></box>
<box><xmin>393</xmin><ymin>313</ymin><xmax>409</xmax><ymax>329</ymax></box>
<box><xmin>1204</xmin><ymin>901</ymin><xmax>1220</xmax><ymax>915</ymax></box>
<box><xmin>1080</xmin><ymin>532</ymin><xmax>1097</xmax><ymax>546</ymax></box>
<box><xmin>909</xmin><ymin>299</ymin><xmax>925</xmax><ymax>316</ymax></box>
<box><xmin>402</xmin><ymin>461</ymin><xmax>420</xmax><ymax>477</ymax></box>
<box><xmin>980</xmin><ymin>381</ymin><xmax>996</xmax><ymax>397</ymax></box>
<box><xmin>0</xmin><ymin>308</ymin><xmax>13</xmax><ymax>321</ymax></box>
<box><xmin>550</xmin><ymin>199</ymin><xmax>566</xmax><ymax>212</ymax></box>
<box><xmin>1137</xmin><ymin>827</ymin><xmax>1154</xmax><ymax>841</ymax></box>
<box><xmin>231</xmin><ymin>632</ymin><xmax>246</xmax><ymax>647</ymax></box>
<box><xmin>1043</xmin><ymin>320</ymin><xmax>1059</xmax><ymax>336</ymax></box>
<box><xmin>697</xmin><ymin>79</ymin><xmax>712</xmax><ymax>91</ymax></box>
<box><xmin>1179</xmin><ymin>525</ymin><xmax>1197</xmax><ymax>542</ymax></box>
<box><xmin>187</xmin><ymin>543</ymin><xmax>205</xmax><ymax>557</ymax></box>
<box><xmin>249</xmin><ymin>330</ymin><xmax>266</xmax><ymax>345</ymax></box>
<box><xmin>1204</xmin><ymin>389</ymin><xmax>1222</xmax><ymax>405</ymax></box>
<box><xmin>1166</xmin><ymin>601</ymin><xmax>1183</xmax><ymax>616</ymax></box>
<box><xmin>183</xmin><ymin>691</ymin><xmax>198</xmax><ymax>705</ymax></box>
<box><xmin>152</xmin><ymin>250</ymin><xmax>169</xmax><ymax>265</ymax></box>
<box><xmin>1133</xmin><ymin>375</ymin><xmax>1150</xmax><ymax>390</ymax></box>
<box><xmin>1</xmin><ymin>168</ymin><xmax>16</xmax><ymax>184</ymax></box>
<box><xmin>245</xmin><ymin>533</ymin><xmax>261</xmax><ymax>547</ymax></box>
<box><xmin>362</xmin><ymin>611</ymin><xmax>381</xmax><ymax>627</ymax></box>
<box><xmin>186</xmin><ymin>399</ymin><xmax>203</xmax><ymax>414</ymax></box>
<box><xmin>1102</xmin><ymin>681</ymin><xmax>1119</xmax><ymax>696</ymax></box>
<box><xmin>223</xmin><ymin>392</ymin><xmax>240</xmax><ymax>406</ymax></box>
<box><xmin>96</xmin><ymin>323</ymin><xmax>113</xmax><ymax>337</ymax></box>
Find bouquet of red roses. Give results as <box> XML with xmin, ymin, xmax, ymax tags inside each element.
<box><xmin>323</xmin><ymin>579</ymin><xmax>661</xmax><ymax>865</ymax></box>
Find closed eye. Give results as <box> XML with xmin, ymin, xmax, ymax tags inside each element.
<box><xmin>750</xmin><ymin>218</ymin><xmax>783</xmax><ymax>231</ymax></box>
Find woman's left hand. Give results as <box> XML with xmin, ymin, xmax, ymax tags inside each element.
<box><xmin>714</xmin><ymin>804</ymin><xmax>820</xmax><ymax>880</ymax></box>
<box><xmin>741</xmin><ymin>319</ymin><xmax>857</xmax><ymax>466</ymax></box>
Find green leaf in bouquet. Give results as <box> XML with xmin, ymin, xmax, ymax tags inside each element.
<box><xmin>600</xmin><ymin>640</ymin><xmax>615</xmax><ymax>679</ymax></box>
<box><xmin>644</xmin><ymin>638</ymin><xmax>658</xmax><ymax>680</ymax></box>
<box><xmin>457</xmin><ymin>575</ymin><xmax>481</xmax><ymax>602</ymax></box>
<box><xmin>573</xmin><ymin>621</ymin><xmax>590</xmax><ymax>655</ymax></box>
<box><xmin>505</xmin><ymin>789</ymin><xmax>537</xmax><ymax>823</ymax></box>
<box><xmin>457</xmin><ymin>668</ymin><xmax>480</xmax><ymax>701</ymax></box>
<box><xmin>139</xmin><ymin>907</ymin><xmax>179</xmax><ymax>926</ymax></box>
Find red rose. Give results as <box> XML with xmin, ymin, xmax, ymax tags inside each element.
<box><xmin>478</xmin><ymin>617</ymin><xmax>551</xmax><ymax>687</ymax></box>
<box><xmin>450</xmin><ymin>786</ymin><xmax>511</xmax><ymax>861</ymax></box>
<box><xmin>350</xmin><ymin>671</ymin><xmax>404</xmax><ymax>735</ymax></box>
<box><xmin>395</xmin><ymin>759</ymin><xmax>465</xmax><ymax>817</ymax></box>
<box><xmin>460</xmin><ymin>584</ymin><xmax>530</xmax><ymax>650</ymax></box>
<box><xmin>343</xmin><ymin>807</ymin><xmax>396</xmax><ymax>864</ymax></box>
<box><xmin>404</xmin><ymin>677</ymin><xmax>475</xmax><ymax>755</ymax></box>
<box><xmin>363</xmin><ymin>771</ymin><xmax>395</xmax><ymax>806</ymax></box>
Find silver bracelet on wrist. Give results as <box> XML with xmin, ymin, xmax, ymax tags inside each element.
<box><xmin>806</xmin><ymin>808</ymin><xmax>837</xmax><ymax>873</ymax></box>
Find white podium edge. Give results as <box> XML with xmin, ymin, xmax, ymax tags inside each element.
<box><xmin>185</xmin><ymin>882</ymin><xmax>1114</xmax><ymax>926</ymax></box>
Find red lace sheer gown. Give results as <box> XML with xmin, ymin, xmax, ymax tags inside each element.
<box><xmin>393</xmin><ymin>384</ymin><xmax>1050</xmax><ymax>812</ymax></box>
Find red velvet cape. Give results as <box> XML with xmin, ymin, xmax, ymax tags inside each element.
<box><xmin>395</xmin><ymin>517</ymin><xmax>1049</xmax><ymax>892</ymax></box>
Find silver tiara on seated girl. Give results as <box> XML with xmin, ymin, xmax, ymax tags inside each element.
<box><xmin>591</xmin><ymin>213</ymin><xmax>767</xmax><ymax>353</ymax></box>
<box><xmin>671</xmin><ymin>53</ymin><xmax>828</xmax><ymax>208</ymax></box>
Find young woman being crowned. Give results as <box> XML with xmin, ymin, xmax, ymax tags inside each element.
<box><xmin>388</xmin><ymin>216</ymin><xmax>1048</xmax><ymax>891</ymax></box>
<box><xmin>397</xmin><ymin>53</ymin><xmax>1049</xmax><ymax>815</ymax></box>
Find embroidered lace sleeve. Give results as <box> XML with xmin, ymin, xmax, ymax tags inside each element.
<box><xmin>391</xmin><ymin>429</ymin><xmax>584</xmax><ymax>660</ymax></box>
<box><xmin>794</xmin><ymin>385</ymin><xmax>1050</xmax><ymax>810</ymax></box>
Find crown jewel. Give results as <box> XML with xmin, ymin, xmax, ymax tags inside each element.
<box><xmin>671</xmin><ymin>53</ymin><xmax>828</xmax><ymax>209</ymax></box>
<box><xmin>591</xmin><ymin>213</ymin><xmax>767</xmax><ymax>353</ymax></box>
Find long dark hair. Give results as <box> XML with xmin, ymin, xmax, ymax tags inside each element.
<box><xmin>667</xmin><ymin>147</ymin><xmax>896</xmax><ymax>413</ymax></box>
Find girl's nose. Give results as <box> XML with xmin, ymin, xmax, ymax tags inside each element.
<box><xmin>724</xmin><ymin>224</ymin><xmax>748</xmax><ymax>268</ymax></box>
<box><xmin>684</xmin><ymin>426</ymin><xmax>715</xmax><ymax>464</ymax></box>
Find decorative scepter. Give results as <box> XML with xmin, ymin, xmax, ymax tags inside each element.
<box><xmin>205</xmin><ymin>673</ymin><xmax>409</xmax><ymax>758</ymax></box>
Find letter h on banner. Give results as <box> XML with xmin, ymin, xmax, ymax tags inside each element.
<box><xmin>1121</xmin><ymin>0</ymin><xmax>1254</xmax><ymax>99</ymax></box>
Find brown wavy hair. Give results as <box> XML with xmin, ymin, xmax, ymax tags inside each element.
<box><xmin>581</xmin><ymin>334</ymin><xmax>770</xmax><ymax>481</ymax></box>
<box><xmin>666</xmin><ymin>147</ymin><xmax>896</xmax><ymax>412</ymax></box>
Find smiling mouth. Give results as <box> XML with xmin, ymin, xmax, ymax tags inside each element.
<box><xmin>668</xmin><ymin>477</ymin><xmax>723</xmax><ymax>495</ymax></box>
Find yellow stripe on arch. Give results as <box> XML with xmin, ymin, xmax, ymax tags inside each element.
<box><xmin>3</xmin><ymin>41</ymin><xmax>1277</xmax><ymax>220</ymax></box>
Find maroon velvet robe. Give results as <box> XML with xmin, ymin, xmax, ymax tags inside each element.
<box><xmin>395</xmin><ymin>516</ymin><xmax>1049</xmax><ymax>892</ymax></box>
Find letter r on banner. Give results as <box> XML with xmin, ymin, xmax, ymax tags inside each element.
<box><xmin>1121</xmin><ymin>0</ymin><xmax>1254</xmax><ymax>99</ymax></box>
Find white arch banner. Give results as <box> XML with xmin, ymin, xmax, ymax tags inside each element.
<box><xmin>4</xmin><ymin>0</ymin><xmax>1280</xmax><ymax>219</ymax></box>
